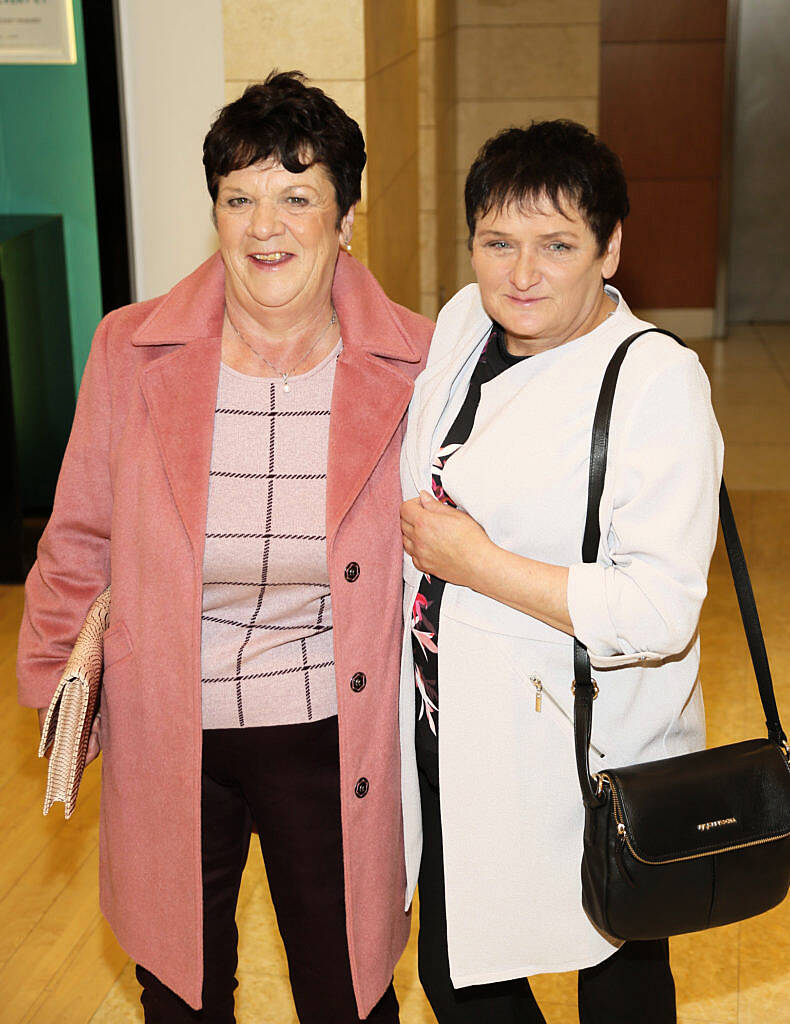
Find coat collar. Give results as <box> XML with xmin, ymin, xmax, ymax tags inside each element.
<box><xmin>130</xmin><ymin>250</ymin><xmax>423</xmax><ymax>364</ymax></box>
<box><xmin>131</xmin><ymin>253</ymin><xmax>226</xmax><ymax>346</ymax></box>
<box><xmin>403</xmin><ymin>284</ymin><xmax>492</xmax><ymax>498</ymax></box>
<box><xmin>402</xmin><ymin>283</ymin><xmax>630</xmax><ymax>499</ymax></box>
<box><xmin>135</xmin><ymin>250</ymin><xmax>428</xmax><ymax>556</ymax></box>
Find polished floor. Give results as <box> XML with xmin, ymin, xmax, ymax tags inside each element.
<box><xmin>2</xmin><ymin>322</ymin><xmax>790</xmax><ymax>1023</ymax></box>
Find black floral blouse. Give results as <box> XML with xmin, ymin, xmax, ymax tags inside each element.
<box><xmin>411</xmin><ymin>324</ymin><xmax>527</xmax><ymax>764</ymax></box>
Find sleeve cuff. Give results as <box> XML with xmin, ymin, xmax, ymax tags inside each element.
<box><xmin>567</xmin><ymin>562</ymin><xmax>662</xmax><ymax>668</ymax></box>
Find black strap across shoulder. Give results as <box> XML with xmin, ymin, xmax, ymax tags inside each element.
<box><xmin>573</xmin><ymin>328</ymin><xmax>787</xmax><ymax>809</ymax></box>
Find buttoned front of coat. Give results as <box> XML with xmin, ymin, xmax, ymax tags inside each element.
<box><xmin>17</xmin><ymin>251</ymin><xmax>432</xmax><ymax>1015</ymax></box>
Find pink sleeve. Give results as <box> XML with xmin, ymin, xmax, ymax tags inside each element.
<box><xmin>17</xmin><ymin>316</ymin><xmax>114</xmax><ymax>708</ymax></box>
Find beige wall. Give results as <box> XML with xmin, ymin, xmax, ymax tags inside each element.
<box><xmin>222</xmin><ymin>0</ymin><xmax>420</xmax><ymax>311</ymax></box>
<box><xmin>364</xmin><ymin>0</ymin><xmax>420</xmax><ymax>311</ymax></box>
<box><xmin>117</xmin><ymin>0</ymin><xmax>225</xmax><ymax>300</ymax></box>
<box><xmin>418</xmin><ymin>0</ymin><xmax>457</xmax><ymax>318</ymax></box>
<box><xmin>454</xmin><ymin>0</ymin><xmax>601</xmax><ymax>287</ymax></box>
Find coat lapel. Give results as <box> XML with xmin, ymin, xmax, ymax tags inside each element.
<box><xmin>140</xmin><ymin>338</ymin><xmax>221</xmax><ymax>557</ymax></box>
<box><xmin>132</xmin><ymin>254</ymin><xmax>226</xmax><ymax>558</ymax></box>
<box><xmin>403</xmin><ymin>286</ymin><xmax>491</xmax><ymax>499</ymax></box>
<box><xmin>327</xmin><ymin>351</ymin><xmax>414</xmax><ymax>548</ymax></box>
<box><xmin>326</xmin><ymin>253</ymin><xmax>425</xmax><ymax>548</ymax></box>
<box><xmin>130</xmin><ymin>250</ymin><xmax>427</xmax><ymax>555</ymax></box>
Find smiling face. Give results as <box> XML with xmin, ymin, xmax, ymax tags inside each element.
<box><xmin>470</xmin><ymin>194</ymin><xmax>622</xmax><ymax>356</ymax></box>
<box><xmin>215</xmin><ymin>158</ymin><xmax>353</xmax><ymax>323</ymax></box>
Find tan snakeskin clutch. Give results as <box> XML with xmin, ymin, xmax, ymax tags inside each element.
<box><xmin>38</xmin><ymin>586</ymin><xmax>111</xmax><ymax>818</ymax></box>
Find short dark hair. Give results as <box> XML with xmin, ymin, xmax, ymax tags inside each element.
<box><xmin>464</xmin><ymin>120</ymin><xmax>629</xmax><ymax>254</ymax></box>
<box><xmin>203</xmin><ymin>70</ymin><xmax>366</xmax><ymax>225</ymax></box>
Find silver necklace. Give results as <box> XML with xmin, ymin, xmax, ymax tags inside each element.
<box><xmin>225</xmin><ymin>306</ymin><xmax>337</xmax><ymax>393</ymax></box>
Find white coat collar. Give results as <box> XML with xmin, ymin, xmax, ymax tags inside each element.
<box><xmin>402</xmin><ymin>285</ymin><xmax>491</xmax><ymax>501</ymax></box>
<box><xmin>402</xmin><ymin>283</ymin><xmax>630</xmax><ymax>503</ymax></box>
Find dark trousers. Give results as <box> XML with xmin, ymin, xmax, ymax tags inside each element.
<box><xmin>417</xmin><ymin>760</ymin><xmax>677</xmax><ymax>1024</ymax></box>
<box><xmin>137</xmin><ymin>717</ymin><xmax>399</xmax><ymax>1024</ymax></box>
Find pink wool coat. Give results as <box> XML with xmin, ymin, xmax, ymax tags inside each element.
<box><xmin>17</xmin><ymin>251</ymin><xmax>432</xmax><ymax>1015</ymax></box>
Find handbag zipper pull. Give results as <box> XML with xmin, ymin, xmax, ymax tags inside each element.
<box><xmin>614</xmin><ymin>821</ymin><xmax>636</xmax><ymax>888</ymax></box>
<box><xmin>529</xmin><ymin>675</ymin><xmax>543</xmax><ymax>712</ymax></box>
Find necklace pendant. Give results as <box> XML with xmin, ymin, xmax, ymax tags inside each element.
<box><xmin>225</xmin><ymin>305</ymin><xmax>336</xmax><ymax>393</ymax></box>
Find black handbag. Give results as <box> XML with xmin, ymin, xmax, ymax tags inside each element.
<box><xmin>573</xmin><ymin>328</ymin><xmax>790</xmax><ymax>941</ymax></box>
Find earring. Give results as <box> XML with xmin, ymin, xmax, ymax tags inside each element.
<box><xmin>342</xmin><ymin>239</ymin><xmax>352</xmax><ymax>254</ymax></box>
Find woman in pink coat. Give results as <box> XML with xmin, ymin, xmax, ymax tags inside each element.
<box><xmin>17</xmin><ymin>71</ymin><xmax>431</xmax><ymax>1023</ymax></box>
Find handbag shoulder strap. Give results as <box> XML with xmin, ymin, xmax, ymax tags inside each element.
<box><xmin>573</xmin><ymin>328</ymin><xmax>787</xmax><ymax>809</ymax></box>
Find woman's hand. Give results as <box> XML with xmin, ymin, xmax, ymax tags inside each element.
<box><xmin>37</xmin><ymin>707</ymin><xmax>102</xmax><ymax>766</ymax></box>
<box><xmin>401</xmin><ymin>491</ymin><xmax>494</xmax><ymax>589</ymax></box>
<box><xmin>401</xmin><ymin>491</ymin><xmax>574</xmax><ymax>635</ymax></box>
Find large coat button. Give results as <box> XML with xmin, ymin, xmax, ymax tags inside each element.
<box><xmin>350</xmin><ymin>672</ymin><xmax>366</xmax><ymax>693</ymax></box>
<box><xmin>354</xmin><ymin>777</ymin><xmax>369</xmax><ymax>798</ymax></box>
<box><xmin>344</xmin><ymin>561</ymin><xmax>360</xmax><ymax>582</ymax></box>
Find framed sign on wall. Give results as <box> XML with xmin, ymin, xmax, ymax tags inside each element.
<box><xmin>0</xmin><ymin>0</ymin><xmax>76</xmax><ymax>64</ymax></box>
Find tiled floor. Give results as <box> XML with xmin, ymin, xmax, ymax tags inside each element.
<box><xmin>695</xmin><ymin>324</ymin><xmax>790</xmax><ymax>491</ymax></box>
<box><xmin>3</xmin><ymin>323</ymin><xmax>790</xmax><ymax>1023</ymax></box>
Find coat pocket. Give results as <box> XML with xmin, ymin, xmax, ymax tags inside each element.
<box><xmin>503</xmin><ymin>645</ymin><xmax>608</xmax><ymax>762</ymax></box>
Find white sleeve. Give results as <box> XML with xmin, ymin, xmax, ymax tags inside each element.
<box><xmin>566</xmin><ymin>349</ymin><xmax>723</xmax><ymax>666</ymax></box>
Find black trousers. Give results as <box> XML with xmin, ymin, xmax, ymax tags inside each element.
<box><xmin>416</xmin><ymin>759</ymin><xmax>677</xmax><ymax>1024</ymax></box>
<box><xmin>137</xmin><ymin>717</ymin><xmax>399</xmax><ymax>1024</ymax></box>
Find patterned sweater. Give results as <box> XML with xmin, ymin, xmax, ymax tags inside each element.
<box><xmin>200</xmin><ymin>342</ymin><xmax>341</xmax><ymax>728</ymax></box>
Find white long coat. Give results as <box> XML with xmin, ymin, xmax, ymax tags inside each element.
<box><xmin>399</xmin><ymin>285</ymin><xmax>724</xmax><ymax>986</ymax></box>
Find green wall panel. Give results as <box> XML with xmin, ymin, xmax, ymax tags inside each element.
<box><xmin>0</xmin><ymin>215</ymin><xmax>74</xmax><ymax>510</ymax></box>
<box><xmin>0</xmin><ymin>0</ymin><xmax>103</xmax><ymax>394</ymax></box>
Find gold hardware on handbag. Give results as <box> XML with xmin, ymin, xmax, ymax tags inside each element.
<box><xmin>38</xmin><ymin>586</ymin><xmax>111</xmax><ymax>819</ymax></box>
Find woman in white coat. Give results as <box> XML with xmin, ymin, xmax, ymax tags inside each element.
<box><xmin>400</xmin><ymin>121</ymin><xmax>724</xmax><ymax>1023</ymax></box>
